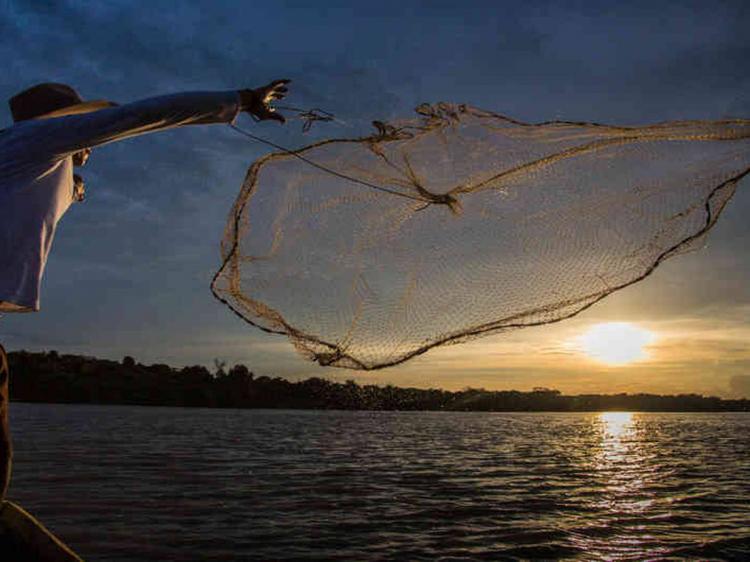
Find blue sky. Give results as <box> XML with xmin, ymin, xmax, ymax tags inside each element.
<box><xmin>1</xmin><ymin>0</ymin><xmax>749</xmax><ymax>395</ymax></box>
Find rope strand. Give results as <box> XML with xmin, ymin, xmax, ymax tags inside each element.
<box><xmin>228</xmin><ymin>123</ymin><xmax>426</xmax><ymax>203</ymax></box>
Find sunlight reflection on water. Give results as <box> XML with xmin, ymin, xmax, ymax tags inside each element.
<box><xmin>568</xmin><ymin>412</ymin><xmax>667</xmax><ymax>559</ymax></box>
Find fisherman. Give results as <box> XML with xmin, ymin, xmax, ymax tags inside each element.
<box><xmin>0</xmin><ymin>80</ymin><xmax>289</xmax><ymax>534</ymax></box>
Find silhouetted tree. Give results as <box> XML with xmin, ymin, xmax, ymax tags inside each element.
<box><xmin>5</xmin><ymin>350</ymin><xmax>749</xmax><ymax>412</ymax></box>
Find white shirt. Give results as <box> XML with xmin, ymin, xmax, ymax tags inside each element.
<box><xmin>0</xmin><ymin>90</ymin><xmax>241</xmax><ymax>312</ymax></box>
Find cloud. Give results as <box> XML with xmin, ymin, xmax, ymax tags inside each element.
<box><xmin>729</xmin><ymin>375</ymin><xmax>750</xmax><ymax>398</ymax></box>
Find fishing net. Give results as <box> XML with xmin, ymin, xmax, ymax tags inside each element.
<box><xmin>213</xmin><ymin>104</ymin><xmax>750</xmax><ymax>370</ymax></box>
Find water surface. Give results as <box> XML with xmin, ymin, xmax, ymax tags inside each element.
<box><xmin>9</xmin><ymin>404</ymin><xmax>750</xmax><ymax>560</ymax></box>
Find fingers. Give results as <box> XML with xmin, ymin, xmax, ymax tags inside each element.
<box><xmin>262</xmin><ymin>81</ymin><xmax>289</xmax><ymax>104</ymax></box>
<box><xmin>267</xmin><ymin>87</ymin><xmax>288</xmax><ymax>100</ymax></box>
<box><xmin>265</xmin><ymin>90</ymin><xmax>286</xmax><ymax>101</ymax></box>
<box><xmin>247</xmin><ymin>79</ymin><xmax>291</xmax><ymax>124</ymax></box>
<box><xmin>261</xmin><ymin>79</ymin><xmax>291</xmax><ymax>95</ymax></box>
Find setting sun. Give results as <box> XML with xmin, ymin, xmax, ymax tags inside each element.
<box><xmin>578</xmin><ymin>322</ymin><xmax>656</xmax><ymax>366</ymax></box>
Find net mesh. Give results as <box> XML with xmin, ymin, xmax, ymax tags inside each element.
<box><xmin>213</xmin><ymin>104</ymin><xmax>750</xmax><ymax>370</ymax></box>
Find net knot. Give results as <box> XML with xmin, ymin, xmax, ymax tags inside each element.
<box><xmin>414</xmin><ymin>190</ymin><xmax>462</xmax><ymax>214</ymax></box>
<box><xmin>315</xmin><ymin>348</ymin><xmax>345</xmax><ymax>367</ymax></box>
<box><xmin>426</xmin><ymin>192</ymin><xmax>462</xmax><ymax>215</ymax></box>
<box><xmin>415</xmin><ymin>102</ymin><xmax>468</xmax><ymax>126</ymax></box>
<box><xmin>371</xmin><ymin>121</ymin><xmax>414</xmax><ymax>141</ymax></box>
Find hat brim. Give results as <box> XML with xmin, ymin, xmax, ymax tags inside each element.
<box><xmin>34</xmin><ymin>99</ymin><xmax>118</xmax><ymax>120</ymax></box>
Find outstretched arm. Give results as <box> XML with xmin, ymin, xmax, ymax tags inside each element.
<box><xmin>14</xmin><ymin>80</ymin><xmax>290</xmax><ymax>160</ymax></box>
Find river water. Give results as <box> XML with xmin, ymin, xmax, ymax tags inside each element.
<box><xmin>7</xmin><ymin>404</ymin><xmax>750</xmax><ymax>561</ymax></box>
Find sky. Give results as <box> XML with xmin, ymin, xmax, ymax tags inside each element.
<box><xmin>1</xmin><ymin>0</ymin><xmax>749</xmax><ymax>397</ymax></box>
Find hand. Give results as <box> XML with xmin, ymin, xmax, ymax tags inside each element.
<box><xmin>239</xmin><ymin>79</ymin><xmax>290</xmax><ymax>123</ymax></box>
<box><xmin>73</xmin><ymin>174</ymin><xmax>85</xmax><ymax>202</ymax></box>
<box><xmin>72</xmin><ymin>147</ymin><xmax>91</xmax><ymax>166</ymax></box>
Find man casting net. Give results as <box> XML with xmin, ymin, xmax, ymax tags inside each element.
<box><xmin>214</xmin><ymin>103</ymin><xmax>750</xmax><ymax>370</ymax></box>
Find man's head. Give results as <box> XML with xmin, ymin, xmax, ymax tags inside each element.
<box><xmin>9</xmin><ymin>83</ymin><xmax>115</xmax><ymax>122</ymax></box>
<box><xmin>9</xmin><ymin>83</ymin><xmax>114</xmax><ymax>166</ymax></box>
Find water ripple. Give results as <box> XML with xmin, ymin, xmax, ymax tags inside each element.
<box><xmin>7</xmin><ymin>406</ymin><xmax>750</xmax><ymax>561</ymax></box>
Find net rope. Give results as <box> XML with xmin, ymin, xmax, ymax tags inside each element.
<box><xmin>213</xmin><ymin>103</ymin><xmax>750</xmax><ymax>370</ymax></box>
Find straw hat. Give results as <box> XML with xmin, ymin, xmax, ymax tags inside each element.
<box><xmin>9</xmin><ymin>83</ymin><xmax>117</xmax><ymax>122</ymax></box>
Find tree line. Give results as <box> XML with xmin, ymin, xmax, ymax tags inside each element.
<box><xmin>7</xmin><ymin>350</ymin><xmax>749</xmax><ymax>411</ymax></box>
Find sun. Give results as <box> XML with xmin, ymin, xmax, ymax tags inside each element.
<box><xmin>578</xmin><ymin>322</ymin><xmax>656</xmax><ymax>366</ymax></box>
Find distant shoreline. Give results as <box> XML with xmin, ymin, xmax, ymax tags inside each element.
<box><xmin>7</xmin><ymin>350</ymin><xmax>749</xmax><ymax>412</ymax></box>
<box><xmin>11</xmin><ymin>401</ymin><xmax>750</xmax><ymax>414</ymax></box>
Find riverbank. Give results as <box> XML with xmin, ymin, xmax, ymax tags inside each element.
<box><xmin>7</xmin><ymin>350</ymin><xmax>748</xmax><ymax>412</ymax></box>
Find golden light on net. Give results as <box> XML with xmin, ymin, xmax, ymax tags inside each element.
<box><xmin>578</xmin><ymin>322</ymin><xmax>656</xmax><ymax>366</ymax></box>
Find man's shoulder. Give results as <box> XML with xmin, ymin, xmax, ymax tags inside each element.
<box><xmin>0</xmin><ymin>121</ymin><xmax>57</xmax><ymax>160</ymax></box>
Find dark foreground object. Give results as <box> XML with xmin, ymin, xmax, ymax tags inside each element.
<box><xmin>0</xmin><ymin>500</ymin><xmax>82</xmax><ymax>561</ymax></box>
<box><xmin>1</xmin><ymin>346</ymin><xmax>82</xmax><ymax>561</ymax></box>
